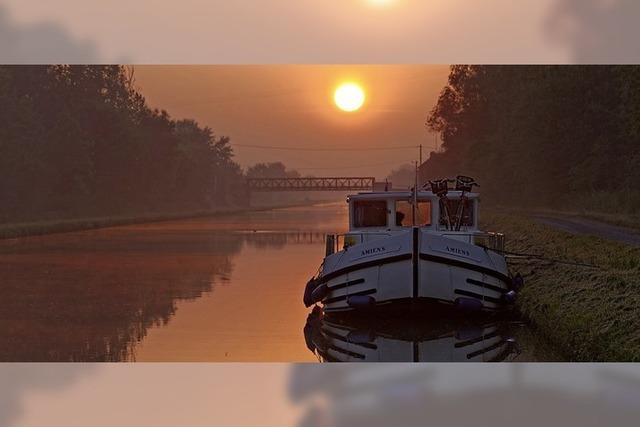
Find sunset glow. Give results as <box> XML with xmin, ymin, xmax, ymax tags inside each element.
<box><xmin>366</xmin><ymin>0</ymin><xmax>398</xmax><ymax>8</ymax></box>
<box><xmin>334</xmin><ymin>82</ymin><xmax>366</xmax><ymax>112</ymax></box>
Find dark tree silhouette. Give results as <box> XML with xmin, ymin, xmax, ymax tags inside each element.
<box><xmin>423</xmin><ymin>65</ymin><xmax>640</xmax><ymax>212</ymax></box>
<box><xmin>246</xmin><ymin>162</ymin><xmax>301</xmax><ymax>179</ymax></box>
<box><xmin>0</xmin><ymin>65</ymin><xmax>245</xmax><ymax>223</ymax></box>
<box><xmin>386</xmin><ymin>163</ymin><xmax>415</xmax><ymax>189</ymax></box>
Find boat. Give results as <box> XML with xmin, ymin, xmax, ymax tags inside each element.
<box><xmin>303</xmin><ymin>307</ymin><xmax>520</xmax><ymax>362</ymax></box>
<box><xmin>303</xmin><ymin>175</ymin><xmax>522</xmax><ymax>313</ymax></box>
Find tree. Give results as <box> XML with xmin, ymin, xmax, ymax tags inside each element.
<box><xmin>422</xmin><ymin>65</ymin><xmax>640</xmax><ymax>212</ymax></box>
<box><xmin>246</xmin><ymin>162</ymin><xmax>300</xmax><ymax>179</ymax></box>
<box><xmin>0</xmin><ymin>65</ymin><xmax>245</xmax><ymax>223</ymax></box>
<box><xmin>385</xmin><ymin>164</ymin><xmax>415</xmax><ymax>189</ymax></box>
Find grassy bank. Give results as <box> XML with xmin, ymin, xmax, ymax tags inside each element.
<box><xmin>552</xmin><ymin>210</ymin><xmax>640</xmax><ymax>231</ymax></box>
<box><xmin>482</xmin><ymin>212</ymin><xmax>640</xmax><ymax>361</ymax></box>
<box><xmin>0</xmin><ymin>201</ymin><xmax>316</xmax><ymax>240</ymax></box>
<box><xmin>491</xmin><ymin>205</ymin><xmax>640</xmax><ymax>231</ymax></box>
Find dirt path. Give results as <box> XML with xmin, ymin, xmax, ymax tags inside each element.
<box><xmin>531</xmin><ymin>214</ymin><xmax>640</xmax><ymax>247</ymax></box>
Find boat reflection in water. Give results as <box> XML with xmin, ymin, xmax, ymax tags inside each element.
<box><xmin>304</xmin><ymin>307</ymin><xmax>520</xmax><ymax>363</ymax></box>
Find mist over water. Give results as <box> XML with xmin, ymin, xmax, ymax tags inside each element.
<box><xmin>0</xmin><ymin>205</ymin><xmax>347</xmax><ymax>362</ymax></box>
<box><xmin>0</xmin><ymin>204</ymin><xmax>560</xmax><ymax>362</ymax></box>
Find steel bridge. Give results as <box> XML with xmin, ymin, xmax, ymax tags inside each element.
<box><xmin>246</xmin><ymin>177</ymin><xmax>378</xmax><ymax>192</ymax></box>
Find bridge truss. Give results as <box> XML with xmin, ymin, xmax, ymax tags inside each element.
<box><xmin>246</xmin><ymin>177</ymin><xmax>377</xmax><ymax>192</ymax></box>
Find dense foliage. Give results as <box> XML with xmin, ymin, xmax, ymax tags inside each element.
<box><xmin>245</xmin><ymin>161</ymin><xmax>300</xmax><ymax>179</ymax></box>
<box><xmin>385</xmin><ymin>163</ymin><xmax>415</xmax><ymax>189</ymax></box>
<box><xmin>0</xmin><ymin>65</ymin><xmax>244</xmax><ymax>223</ymax></box>
<box><xmin>423</xmin><ymin>65</ymin><xmax>640</xmax><ymax>212</ymax></box>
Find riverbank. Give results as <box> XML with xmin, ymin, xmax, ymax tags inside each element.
<box><xmin>482</xmin><ymin>212</ymin><xmax>640</xmax><ymax>361</ymax></box>
<box><xmin>495</xmin><ymin>205</ymin><xmax>640</xmax><ymax>232</ymax></box>
<box><xmin>0</xmin><ymin>201</ymin><xmax>324</xmax><ymax>240</ymax></box>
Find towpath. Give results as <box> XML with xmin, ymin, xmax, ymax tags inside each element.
<box><xmin>531</xmin><ymin>214</ymin><xmax>640</xmax><ymax>247</ymax></box>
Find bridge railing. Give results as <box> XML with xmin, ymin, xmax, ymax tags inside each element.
<box><xmin>246</xmin><ymin>177</ymin><xmax>376</xmax><ymax>192</ymax></box>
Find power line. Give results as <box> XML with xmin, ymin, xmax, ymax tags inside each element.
<box><xmin>233</xmin><ymin>143</ymin><xmax>419</xmax><ymax>152</ymax></box>
<box><xmin>296</xmin><ymin>160</ymin><xmax>413</xmax><ymax>171</ymax></box>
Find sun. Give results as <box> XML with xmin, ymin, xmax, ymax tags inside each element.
<box><xmin>366</xmin><ymin>0</ymin><xmax>397</xmax><ymax>7</ymax></box>
<box><xmin>334</xmin><ymin>83</ymin><xmax>366</xmax><ymax>112</ymax></box>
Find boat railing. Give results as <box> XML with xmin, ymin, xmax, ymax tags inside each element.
<box><xmin>325</xmin><ymin>232</ymin><xmax>392</xmax><ymax>256</ymax></box>
<box><xmin>325</xmin><ymin>231</ymin><xmax>505</xmax><ymax>256</ymax></box>
<box><xmin>440</xmin><ymin>232</ymin><xmax>505</xmax><ymax>252</ymax></box>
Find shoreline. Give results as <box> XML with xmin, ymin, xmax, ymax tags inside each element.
<box><xmin>492</xmin><ymin>205</ymin><xmax>640</xmax><ymax>232</ymax></box>
<box><xmin>0</xmin><ymin>201</ymin><xmax>329</xmax><ymax>240</ymax></box>
<box><xmin>482</xmin><ymin>211</ymin><xmax>640</xmax><ymax>361</ymax></box>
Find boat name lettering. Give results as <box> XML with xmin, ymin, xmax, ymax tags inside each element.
<box><xmin>446</xmin><ymin>246</ymin><xmax>470</xmax><ymax>257</ymax></box>
<box><xmin>361</xmin><ymin>247</ymin><xmax>386</xmax><ymax>256</ymax></box>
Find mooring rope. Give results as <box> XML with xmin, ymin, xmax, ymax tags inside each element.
<box><xmin>479</xmin><ymin>246</ymin><xmax>602</xmax><ymax>269</ymax></box>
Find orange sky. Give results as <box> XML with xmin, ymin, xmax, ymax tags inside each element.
<box><xmin>1</xmin><ymin>1</ymin><xmax>569</xmax><ymax>63</ymax></box>
<box><xmin>134</xmin><ymin>65</ymin><xmax>450</xmax><ymax>178</ymax></box>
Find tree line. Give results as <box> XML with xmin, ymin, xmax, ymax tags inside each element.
<box><xmin>0</xmin><ymin>65</ymin><xmax>246</xmax><ymax>223</ymax></box>
<box><xmin>423</xmin><ymin>65</ymin><xmax>640</xmax><ymax>213</ymax></box>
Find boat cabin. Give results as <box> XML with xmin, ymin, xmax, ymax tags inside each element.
<box><xmin>347</xmin><ymin>190</ymin><xmax>479</xmax><ymax>233</ymax></box>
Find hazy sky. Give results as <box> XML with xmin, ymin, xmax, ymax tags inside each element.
<box><xmin>135</xmin><ymin>65</ymin><xmax>450</xmax><ymax>178</ymax></box>
<box><xmin>1</xmin><ymin>0</ymin><xmax>568</xmax><ymax>63</ymax></box>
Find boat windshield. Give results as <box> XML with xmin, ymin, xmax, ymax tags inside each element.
<box><xmin>353</xmin><ymin>200</ymin><xmax>387</xmax><ymax>227</ymax></box>
<box><xmin>395</xmin><ymin>200</ymin><xmax>432</xmax><ymax>227</ymax></box>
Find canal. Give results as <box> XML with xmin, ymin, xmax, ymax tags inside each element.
<box><xmin>0</xmin><ymin>203</ymin><xmax>561</xmax><ymax>362</ymax></box>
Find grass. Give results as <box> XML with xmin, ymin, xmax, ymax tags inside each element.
<box><xmin>491</xmin><ymin>205</ymin><xmax>640</xmax><ymax>232</ymax></box>
<box><xmin>482</xmin><ymin>212</ymin><xmax>640</xmax><ymax>361</ymax></box>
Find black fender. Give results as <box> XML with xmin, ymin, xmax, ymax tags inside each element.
<box><xmin>303</xmin><ymin>277</ymin><xmax>330</xmax><ymax>307</ymax></box>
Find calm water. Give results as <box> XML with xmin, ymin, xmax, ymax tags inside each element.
<box><xmin>0</xmin><ymin>203</ymin><xmax>559</xmax><ymax>362</ymax></box>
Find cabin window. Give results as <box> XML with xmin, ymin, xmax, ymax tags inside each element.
<box><xmin>353</xmin><ymin>200</ymin><xmax>388</xmax><ymax>227</ymax></box>
<box><xmin>439</xmin><ymin>199</ymin><xmax>475</xmax><ymax>227</ymax></box>
<box><xmin>395</xmin><ymin>200</ymin><xmax>432</xmax><ymax>227</ymax></box>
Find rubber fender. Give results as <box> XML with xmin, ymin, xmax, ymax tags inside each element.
<box><xmin>303</xmin><ymin>278</ymin><xmax>319</xmax><ymax>307</ymax></box>
<box><xmin>311</xmin><ymin>283</ymin><xmax>330</xmax><ymax>303</ymax></box>
<box><xmin>511</xmin><ymin>273</ymin><xmax>524</xmax><ymax>292</ymax></box>
<box><xmin>456</xmin><ymin>326</ymin><xmax>484</xmax><ymax>341</ymax></box>
<box><xmin>346</xmin><ymin>295</ymin><xmax>376</xmax><ymax>309</ymax></box>
<box><xmin>455</xmin><ymin>297</ymin><xmax>483</xmax><ymax>312</ymax></box>
<box><xmin>503</xmin><ymin>290</ymin><xmax>517</xmax><ymax>304</ymax></box>
<box><xmin>347</xmin><ymin>329</ymin><xmax>376</xmax><ymax>344</ymax></box>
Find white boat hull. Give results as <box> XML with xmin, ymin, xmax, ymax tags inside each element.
<box><xmin>311</xmin><ymin>228</ymin><xmax>511</xmax><ymax>313</ymax></box>
<box><xmin>304</xmin><ymin>310</ymin><xmax>517</xmax><ymax>362</ymax></box>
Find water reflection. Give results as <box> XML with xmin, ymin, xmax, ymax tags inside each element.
<box><xmin>304</xmin><ymin>307</ymin><xmax>521</xmax><ymax>362</ymax></box>
<box><xmin>0</xmin><ymin>229</ymin><xmax>242</xmax><ymax>361</ymax></box>
<box><xmin>0</xmin><ymin>204</ymin><xmax>347</xmax><ymax>362</ymax></box>
<box><xmin>238</xmin><ymin>230</ymin><xmax>327</xmax><ymax>250</ymax></box>
<box><xmin>289</xmin><ymin>364</ymin><xmax>640</xmax><ymax>427</ymax></box>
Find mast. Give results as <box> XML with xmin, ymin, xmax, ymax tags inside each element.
<box><xmin>412</xmin><ymin>161</ymin><xmax>418</xmax><ymax>225</ymax></box>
